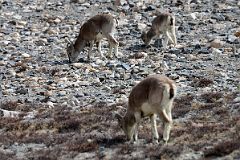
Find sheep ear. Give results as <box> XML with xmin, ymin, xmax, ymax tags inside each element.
<box><xmin>67</xmin><ymin>43</ymin><xmax>70</xmax><ymax>48</ymax></box>
<box><xmin>66</xmin><ymin>38</ymin><xmax>71</xmax><ymax>43</ymax></box>
<box><xmin>66</xmin><ymin>39</ymin><xmax>74</xmax><ymax>49</ymax></box>
<box><xmin>70</xmin><ymin>42</ymin><xmax>74</xmax><ymax>49</ymax></box>
<box><xmin>114</xmin><ymin>112</ymin><xmax>123</xmax><ymax>121</ymax></box>
<box><xmin>141</xmin><ymin>31</ymin><xmax>146</xmax><ymax>38</ymax></box>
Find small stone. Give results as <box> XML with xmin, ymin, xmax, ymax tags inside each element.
<box><xmin>0</xmin><ymin>61</ymin><xmax>6</xmax><ymax>66</ymax></box>
<box><xmin>162</xmin><ymin>61</ymin><xmax>169</xmax><ymax>70</ymax></box>
<box><xmin>95</xmin><ymin>59</ymin><xmax>104</xmax><ymax>65</ymax></box>
<box><xmin>16</xmin><ymin>72</ymin><xmax>24</xmax><ymax>78</ymax></box>
<box><xmin>22</xmin><ymin>53</ymin><xmax>31</xmax><ymax>58</ymax></box>
<box><xmin>228</xmin><ymin>35</ymin><xmax>238</xmax><ymax>43</ymax></box>
<box><xmin>211</xmin><ymin>13</ymin><xmax>225</xmax><ymax>21</ymax></box>
<box><xmin>191</xmin><ymin>0</ymin><xmax>201</xmax><ymax>4</ymax></box>
<box><xmin>47</xmin><ymin>28</ymin><xmax>59</xmax><ymax>35</ymax></box>
<box><xmin>62</xmin><ymin>102</ymin><xmax>68</xmax><ymax>106</ymax></box>
<box><xmin>36</xmin><ymin>6</ymin><xmax>44</xmax><ymax>12</ymax></box>
<box><xmin>121</xmin><ymin>63</ymin><xmax>130</xmax><ymax>70</ymax></box>
<box><xmin>169</xmin><ymin>54</ymin><xmax>177</xmax><ymax>59</ymax></box>
<box><xmin>234</xmin><ymin>31</ymin><xmax>240</xmax><ymax>38</ymax></box>
<box><xmin>136</xmin><ymin>1</ymin><xmax>143</xmax><ymax>7</ymax></box>
<box><xmin>237</xmin><ymin>49</ymin><xmax>240</xmax><ymax>55</ymax></box>
<box><xmin>188</xmin><ymin>54</ymin><xmax>198</xmax><ymax>61</ymax></box>
<box><xmin>117</xmin><ymin>95</ymin><xmax>128</xmax><ymax>103</ymax></box>
<box><xmin>117</xmin><ymin>52</ymin><xmax>123</xmax><ymax>58</ymax></box>
<box><xmin>58</xmin><ymin>91</ymin><xmax>67</xmax><ymax>96</ymax></box>
<box><xmin>138</xmin><ymin>23</ymin><xmax>147</xmax><ymax>31</ymax></box>
<box><xmin>15</xmin><ymin>87</ymin><xmax>28</xmax><ymax>95</ymax></box>
<box><xmin>71</xmin><ymin>0</ymin><xmax>85</xmax><ymax>3</ymax></box>
<box><xmin>224</xmin><ymin>47</ymin><xmax>233</xmax><ymax>53</ymax></box>
<box><xmin>81</xmin><ymin>2</ymin><xmax>90</xmax><ymax>6</ymax></box>
<box><xmin>3</xmin><ymin>89</ymin><xmax>11</xmax><ymax>95</ymax></box>
<box><xmin>0</xmin><ymin>109</ymin><xmax>20</xmax><ymax>118</ymax></box>
<box><xmin>78</xmin><ymin>81</ymin><xmax>90</xmax><ymax>86</ymax></box>
<box><xmin>103</xmin><ymin>86</ymin><xmax>111</xmax><ymax>91</ymax></box>
<box><xmin>190</xmin><ymin>13</ymin><xmax>197</xmax><ymax>20</ymax></box>
<box><xmin>144</xmin><ymin>5</ymin><xmax>156</xmax><ymax>12</ymax></box>
<box><xmin>18</xmin><ymin>20</ymin><xmax>27</xmax><ymax>26</ymax></box>
<box><xmin>35</xmin><ymin>39</ymin><xmax>48</xmax><ymax>46</ymax></box>
<box><xmin>16</xmin><ymin>24</ymin><xmax>24</xmax><ymax>29</ymax></box>
<box><xmin>198</xmin><ymin>48</ymin><xmax>209</xmax><ymax>54</ymax></box>
<box><xmin>46</xmin><ymin>101</ymin><xmax>54</xmax><ymax>108</ymax></box>
<box><xmin>233</xmin><ymin>97</ymin><xmax>240</xmax><ymax>103</ymax></box>
<box><xmin>115</xmin><ymin>73</ymin><xmax>120</xmax><ymax>79</ymax></box>
<box><xmin>212</xmin><ymin>48</ymin><xmax>222</xmax><ymax>54</ymax></box>
<box><xmin>72</xmin><ymin>63</ymin><xmax>84</xmax><ymax>68</ymax></box>
<box><xmin>115</xmin><ymin>0</ymin><xmax>121</xmax><ymax>5</ymax></box>
<box><xmin>53</xmin><ymin>18</ymin><xmax>61</xmax><ymax>24</ymax></box>
<box><xmin>210</xmin><ymin>39</ymin><xmax>223</xmax><ymax>48</ymax></box>
<box><xmin>2</xmin><ymin>40</ymin><xmax>10</xmax><ymax>45</ymax></box>
<box><xmin>23</xmin><ymin>111</ymin><xmax>36</xmax><ymax>120</ymax></box>
<box><xmin>195</xmin><ymin>44</ymin><xmax>201</xmax><ymax>49</ymax></box>
<box><xmin>44</xmin><ymin>90</ymin><xmax>53</xmax><ymax>97</ymax></box>
<box><xmin>169</xmin><ymin>48</ymin><xmax>181</xmax><ymax>55</ymax></box>
<box><xmin>13</xmin><ymin>14</ymin><xmax>22</xmax><ymax>20</ymax></box>
<box><xmin>9</xmin><ymin>70</ymin><xmax>16</xmax><ymax>76</ymax></box>
<box><xmin>188</xmin><ymin>21</ymin><xmax>198</xmax><ymax>26</ymax></box>
<box><xmin>75</xmin><ymin>92</ymin><xmax>84</xmax><ymax>97</ymax></box>
<box><xmin>134</xmin><ymin>52</ymin><xmax>147</xmax><ymax>59</ymax></box>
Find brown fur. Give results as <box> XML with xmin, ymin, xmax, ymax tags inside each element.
<box><xmin>141</xmin><ymin>13</ymin><xmax>177</xmax><ymax>48</ymax></box>
<box><xmin>67</xmin><ymin>14</ymin><xmax>119</xmax><ymax>63</ymax></box>
<box><xmin>116</xmin><ymin>75</ymin><xmax>177</xmax><ymax>143</ymax></box>
<box><xmin>128</xmin><ymin>75</ymin><xmax>176</xmax><ymax>122</ymax></box>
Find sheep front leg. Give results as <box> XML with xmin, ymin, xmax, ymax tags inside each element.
<box><xmin>96</xmin><ymin>40</ymin><xmax>106</xmax><ymax>60</ymax></box>
<box><xmin>163</xmin><ymin>109</ymin><xmax>172</xmax><ymax>144</ymax></box>
<box><xmin>133</xmin><ymin>112</ymin><xmax>141</xmax><ymax>143</ymax></box>
<box><xmin>166</xmin><ymin>31</ymin><xmax>174</xmax><ymax>45</ymax></box>
<box><xmin>151</xmin><ymin>114</ymin><xmax>159</xmax><ymax>144</ymax></box>
<box><xmin>169</xmin><ymin>26</ymin><xmax>177</xmax><ymax>46</ymax></box>
<box><xmin>133</xmin><ymin>123</ymin><xmax>139</xmax><ymax>142</ymax></box>
<box><xmin>106</xmin><ymin>34</ymin><xmax>118</xmax><ymax>58</ymax></box>
<box><xmin>162</xmin><ymin>34</ymin><xmax>169</xmax><ymax>50</ymax></box>
<box><xmin>87</xmin><ymin>41</ymin><xmax>94</xmax><ymax>61</ymax></box>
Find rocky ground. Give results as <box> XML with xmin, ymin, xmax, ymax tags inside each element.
<box><xmin>0</xmin><ymin>0</ymin><xmax>240</xmax><ymax>159</ymax></box>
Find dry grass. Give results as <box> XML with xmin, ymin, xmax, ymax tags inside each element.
<box><xmin>204</xmin><ymin>138</ymin><xmax>240</xmax><ymax>158</ymax></box>
<box><xmin>0</xmin><ymin>91</ymin><xmax>239</xmax><ymax>159</ymax></box>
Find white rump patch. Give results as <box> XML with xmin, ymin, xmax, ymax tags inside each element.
<box><xmin>161</xmin><ymin>84</ymin><xmax>173</xmax><ymax>110</ymax></box>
